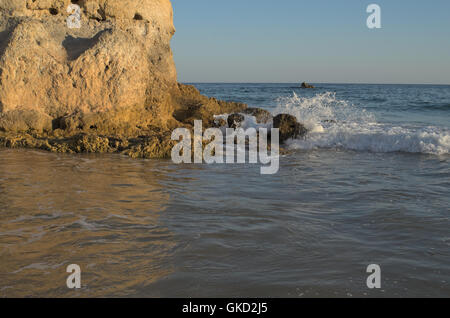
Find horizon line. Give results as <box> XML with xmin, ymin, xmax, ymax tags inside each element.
<box><xmin>181</xmin><ymin>81</ymin><xmax>450</xmax><ymax>86</ymax></box>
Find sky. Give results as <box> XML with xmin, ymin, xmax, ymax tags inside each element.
<box><xmin>171</xmin><ymin>0</ymin><xmax>450</xmax><ymax>84</ymax></box>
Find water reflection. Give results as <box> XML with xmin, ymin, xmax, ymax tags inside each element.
<box><xmin>0</xmin><ymin>149</ymin><xmax>175</xmax><ymax>297</ymax></box>
<box><xmin>0</xmin><ymin>149</ymin><xmax>448</xmax><ymax>297</ymax></box>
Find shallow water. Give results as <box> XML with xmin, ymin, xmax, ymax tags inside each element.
<box><xmin>0</xmin><ymin>83</ymin><xmax>449</xmax><ymax>297</ymax></box>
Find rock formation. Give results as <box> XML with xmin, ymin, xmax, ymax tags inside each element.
<box><xmin>0</xmin><ymin>1</ymin><xmax>305</xmax><ymax>158</ymax></box>
<box><xmin>273</xmin><ymin>114</ymin><xmax>307</xmax><ymax>143</ymax></box>
<box><xmin>0</xmin><ymin>0</ymin><xmax>176</xmax><ymax>120</ymax></box>
<box><xmin>301</xmin><ymin>82</ymin><xmax>314</xmax><ymax>89</ymax></box>
<box><xmin>0</xmin><ymin>0</ymin><xmax>248</xmax><ymax>157</ymax></box>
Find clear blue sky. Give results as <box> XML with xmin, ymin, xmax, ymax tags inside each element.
<box><xmin>171</xmin><ymin>0</ymin><xmax>450</xmax><ymax>84</ymax></box>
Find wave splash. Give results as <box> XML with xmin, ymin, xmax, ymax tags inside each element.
<box><xmin>273</xmin><ymin>92</ymin><xmax>450</xmax><ymax>155</ymax></box>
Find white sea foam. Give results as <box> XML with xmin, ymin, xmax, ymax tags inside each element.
<box><xmin>213</xmin><ymin>93</ymin><xmax>450</xmax><ymax>155</ymax></box>
<box><xmin>274</xmin><ymin>92</ymin><xmax>450</xmax><ymax>155</ymax></box>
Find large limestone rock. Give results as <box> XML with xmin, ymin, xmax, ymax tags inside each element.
<box><xmin>0</xmin><ymin>0</ymin><xmax>176</xmax><ymax>129</ymax></box>
<box><xmin>0</xmin><ymin>0</ymin><xmax>248</xmax><ymax>157</ymax></box>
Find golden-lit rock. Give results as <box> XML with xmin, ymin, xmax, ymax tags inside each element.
<box><xmin>0</xmin><ymin>1</ymin><xmax>247</xmax><ymax>158</ymax></box>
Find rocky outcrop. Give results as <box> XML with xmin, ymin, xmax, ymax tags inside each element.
<box><xmin>273</xmin><ymin>114</ymin><xmax>307</xmax><ymax>143</ymax></box>
<box><xmin>0</xmin><ymin>1</ymin><xmax>305</xmax><ymax>158</ymax></box>
<box><xmin>0</xmin><ymin>0</ymin><xmax>246</xmax><ymax>157</ymax></box>
<box><xmin>0</xmin><ymin>0</ymin><xmax>176</xmax><ymax>127</ymax></box>
<box><xmin>0</xmin><ymin>0</ymin><xmax>177</xmax><ymax>104</ymax></box>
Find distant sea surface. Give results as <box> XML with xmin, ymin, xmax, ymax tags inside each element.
<box><xmin>0</xmin><ymin>83</ymin><xmax>449</xmax><ymax>297</ymax></box>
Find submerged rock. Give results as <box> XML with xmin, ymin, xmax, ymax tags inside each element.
<box><xmin>273</xmin><ymin>114</ymin><xmax>308</xmax><ymax>143</ymax></box>
<box><xmin>301</xmin><ymin>82</ymin><xmax>315</xmax><ymax>89</ymax></box>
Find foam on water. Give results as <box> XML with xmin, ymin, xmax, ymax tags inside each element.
<box><xmin>274</xmin><ymin>92</ymin><xmax>450</xmax><ymax>155</ymax></box>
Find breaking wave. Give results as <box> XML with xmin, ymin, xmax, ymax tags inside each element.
<box><xmin>273</xmin><ymin>92</ymin><xmax>450</xmax><ymax>155</ymax></box>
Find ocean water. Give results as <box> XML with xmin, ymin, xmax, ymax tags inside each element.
<box><xmin>0</xmin><ymin>83</ymin><xmax>449</xmax><ymax>297</ymax></box>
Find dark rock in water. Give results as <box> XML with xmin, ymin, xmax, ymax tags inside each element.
<box><xmin>228</xmin><ymin>113</ymin><xmax>245</xmax><ymax>129</ymax></box>
<box><xmin>273</xmin><ymin>114</ymin><xmax>308</xmax><ymax>143</ymax></box>
<box><xmin>213</xmin><ymin>118</ymin><xmax>227</xmax><ymax>128</ymax></box>
<box><xmin>301</xmin><ymin>82</ymin><xmax>315</xmax><ymax>89</ymax></box>
<box><xmin>322</xmin><ymin>119</ymin><xmax>337</xmax><ymax>124</ymax></box>
<box><xmin>242</xmin><ymin>107</ymin><xmax>273</xmax><ymax>124</ymax></box>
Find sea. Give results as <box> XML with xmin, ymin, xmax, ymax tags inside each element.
<box><xmin>0</xmin><ymin>83</ymin><xmax>449</xmax><ymax>297</ymax></box>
